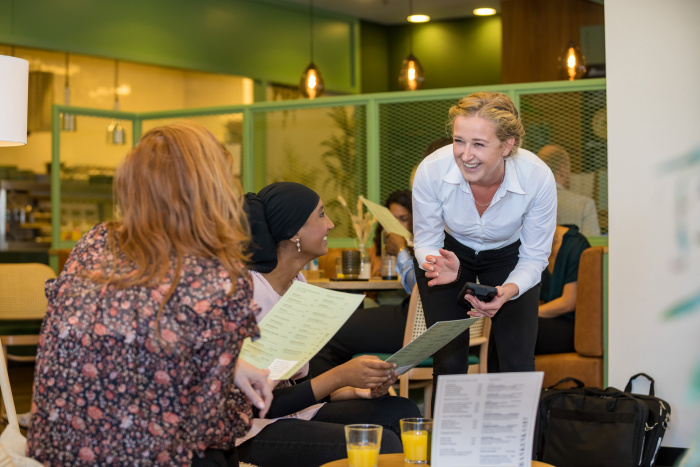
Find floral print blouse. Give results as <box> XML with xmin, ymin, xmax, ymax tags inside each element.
<box><xmin>26</xmin><ymin>224</ymin><xmax>260</xmax><ymax>466</ymax></box>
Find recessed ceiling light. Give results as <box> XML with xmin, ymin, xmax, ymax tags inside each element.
<box><xmin>473</xmin><ymin>8</ymin><xmax>497</xmax><ymax>16</ymax></box>
<box><xmin>408</xmin><ymin>14</ymin><xmax>430</xmax><ymax>23</ymax></box>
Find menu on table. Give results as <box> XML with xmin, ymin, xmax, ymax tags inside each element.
<box><xmin>431</xmin><ymin>372</ymin><xmax>544</xmax><ymax>467</ymax></box>
<box><xmin>239</xmin><ymin>281</ymin><xmax>364</xmax><ymax>380</ymax></box>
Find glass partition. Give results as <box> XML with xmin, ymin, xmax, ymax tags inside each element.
<box><xmin>52</xmin><ymin>106</ymin><xmax>138</xmax><ymax>249</ymax></box>
<box><xmin>141</xmin><ymin>113</ymin><xmax>245</xmax><ymax>185</ymax></box>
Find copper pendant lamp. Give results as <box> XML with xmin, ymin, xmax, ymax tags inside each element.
<box><xmin>399</xmin><ymin>0</ymin><xmax>425</xmax><ymax>91</ymax></box>
<box><xmin>299</xmin><ymin>0</ymin><xmax>325</xmax><ymax>99</ymax></box>
<box><xmin>559</xmin><ymin>0</ymin><xmax>587</xmax><ymax>80</ymax></box>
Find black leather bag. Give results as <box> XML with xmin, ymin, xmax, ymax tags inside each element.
<box><xmin>533</xmin><ymin>373</ymin><xmax>671</xmax><ymax>467</ymax></box>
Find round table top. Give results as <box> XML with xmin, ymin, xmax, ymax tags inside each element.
<box><xmin>320</xmin><ymin>454</ymin><xmax>554</xmax><ymax>467</ymax></box>
<box><xmin>319</xmin><ymin>453</ymin><xmax>409</xmax><ymax>467</ymax></box>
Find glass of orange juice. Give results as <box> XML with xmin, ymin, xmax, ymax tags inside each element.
<box><xmin>400</xmin><ymin>417</ymin><xmax>432</xmax><ymax>464</ymax></box>
<box><xmin>344</xmin><ymin>424</ymin><xmax>382</xmax><ymax>467</ymax></box>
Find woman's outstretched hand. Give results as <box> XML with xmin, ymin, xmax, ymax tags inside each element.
<box><xmin>340</xmin><ymin>355</ymin><xmax>397</xmax><ymax>389</ymax></box>
<box><xmin>464</xmin><ymin>283</ymin><xmax>519</xmax><ymax>318</ymax></box>
<box><xmin>311</xmin><ymin>355</ymin><xmax>396</xmax><ymax>401</ymax></box>
<box><xmin>423</xmin><ymin>248</ymin><xmax>460</xmax><ymax>286</ymax></box>
<box><xmin>330</xmin><ymin>371</ymin><xmax>399</xmax><ymax>401</ymax></box>
<box><xmin>233</xmin><ymin>359</ymin><xmax>275</xmax><ymax>418</ymax></box>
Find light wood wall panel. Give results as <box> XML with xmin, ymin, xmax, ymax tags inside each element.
<box><xmin>501</xmin><ymin>0</ymin><xmax>604</xmax><ymax>83</ymax></box>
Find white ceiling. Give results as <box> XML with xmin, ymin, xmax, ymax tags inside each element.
<box><xmin>278</xmin><ymin>0</ymin><xmax>501</xmax><ymax>25</ymax></box>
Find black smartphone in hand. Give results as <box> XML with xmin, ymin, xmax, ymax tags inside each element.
<box><xmin>459</xmin><ymin>282</ymin><xmax>498</xmax><ymax>305</ymax></box>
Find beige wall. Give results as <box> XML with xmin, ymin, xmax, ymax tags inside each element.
<box><xmin>606</xmin><ymin>0</ymin><xmax>700</xmax><ymax>449</ymax></box>
<box><xmin>0</xmin><ymin>46</ymin><xmax>252</xmax><ymax>174</ymax></box>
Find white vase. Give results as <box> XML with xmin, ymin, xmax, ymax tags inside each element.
<box><xmin>358</xmin><ymin>243</ymin><xmax>371</xmax><ymax>280</ymax></box>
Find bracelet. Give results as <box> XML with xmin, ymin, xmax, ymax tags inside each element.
<box><xmin>449</xmin><ymin>265</ymin><xmax>462</xmax><ymax>285</ymax></box>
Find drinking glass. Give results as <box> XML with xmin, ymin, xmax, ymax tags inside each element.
<box><xmin>381</xmin><ymin>252</ymin><xmax>397</xmax><ymax>280</ymax></box>
<box><xmin>341</xmin><ymin>249</ymin><xmax>361</xmax><ymax>280</ymax></box>
<box><xmin>400</xmin><ymin>417</ymin><xmax>432</xmax><ymax>464</ymax></box>
<box><xmin>380</xmin><ymin>231</ymin><xmax>398</xmax><ymax>280</ymax></box>
<box><xmin>345</xmin><ymin>424</ymin><xmax>382</xmax><ymax>467</ymax></box>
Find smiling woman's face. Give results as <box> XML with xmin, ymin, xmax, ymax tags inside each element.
<box><xmin>297</xmin><ymin>199</ymin><xmax>334</xmax><ymax>258</ymax></box>
<box><xmin>452</xmin><ymin>115</ymin><xmax>513</xmax><ymax>187</ymax></box>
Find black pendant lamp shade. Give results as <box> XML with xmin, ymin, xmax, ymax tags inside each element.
<box><xmin>399</xmin><ymin>53</ymin><xmax>424</xmax><ymax>91</ymax></box>
<box><xmin>559</xmin><ymin>39</ymin><xmax>587</xmax><ymax>80</ymax></box>
<box><xmin>299</xmin><ymin>0</ymin><xmax>324</xmax><ymax>99</ymax></box>
<box><xmin>399</xmin><ymin>0</ymin><xmax>425</xmax><ymax>90</ymax></box>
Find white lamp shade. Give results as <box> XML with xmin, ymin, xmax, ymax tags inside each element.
<box><xmin>0</xmin><ymin>55</ymin><xmax>29</xmax><ymax>147</ymax></box>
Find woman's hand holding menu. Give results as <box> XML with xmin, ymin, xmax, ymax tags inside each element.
<box><xmin>340</xmin><ymin>355</ymin><xmax>397</xmax><ymax>389</ymax></box>
<box><xmin>234</xmin><ymin>359</ymin><xmax>275</xmax><ymax>418</ymax></box>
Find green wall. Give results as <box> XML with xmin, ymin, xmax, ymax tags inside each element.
<box><xmin>1</xmin><ymin>0</ymin><xmax>502</xmax><ymax>96</ymax></box>
<box><xmin>0</xmin><ymin>0</ymin><xmax>360</xmax><ymax>94</ymax></box>
<box><xmin>359</xmin><ymin>21</ymin><xmax>391</xmax><ymax>94</ymax></box>
<box><xmin>361</xmin><ymin>16</ymin><xmax>502</xmax><ymax>93</ymax></box>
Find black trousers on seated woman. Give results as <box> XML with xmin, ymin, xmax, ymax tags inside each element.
<box><xmin>535</xmin><ymin>316</ymin><xmax>575</xmax><ymax>355</ymax></box>
<box><xmin>308</xmin><ymin>298</ymin><xmax>409</xmax><ymax>377</ymax></box>
<box><xmin>237</xmin><ymin>396</ymin><xmax>419</xmax><ymax>467</ymax></box>
<box><xmin>193</xmin><ymin>448</ymin><xmax>239</xmax><ymax>467</ymax></box>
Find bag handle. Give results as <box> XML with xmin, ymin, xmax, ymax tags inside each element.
<box><xmin>546</xmin><ymin>377</ymin><xmax>585</xmax><ymax>390</ymax></box>
<box><xmin>624</xmin><ymin>372</ymin><xmax>655</xmax><ymax>396</ymax></box>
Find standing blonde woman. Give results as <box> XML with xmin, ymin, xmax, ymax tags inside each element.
<box><xmin>27</xmin><ymin>122</ymin><xmax>272</xmax><ymax>466</ymax></box>
<box><xmin>413</xmin><ymin>92</ymin><xmax>557</xmax><ymax>383</ymax></box>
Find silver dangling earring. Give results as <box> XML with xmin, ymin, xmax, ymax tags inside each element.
<box><xmin>297</xmin><ymin>238</ymin><xmax>301</xmax><ymax>253</ymax></box>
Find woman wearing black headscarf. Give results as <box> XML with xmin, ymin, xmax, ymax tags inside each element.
<box><xmin>237</xmin><ymin>182</ymin><xmax>421</xmax><ymax>467</ymax></box>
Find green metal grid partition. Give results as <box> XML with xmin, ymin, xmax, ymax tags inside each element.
<box><xmin>52</xmin><ymin>78</ymin><xmax>607</xmax><ymax>250</ymax></box>
<box><xmin>50</xmin><ymin>106</ymin><xmax>139</xmax><ymax>250</ymax></box>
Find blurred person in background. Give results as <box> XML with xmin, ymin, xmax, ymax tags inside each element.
<box><xmin>538</xmin><ymin>144</ymin><xmax>600</xmax><ymax>236</ymax></box>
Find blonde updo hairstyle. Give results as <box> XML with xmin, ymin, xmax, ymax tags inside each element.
<box><xmin>448</xmin><ymin>92</ymin><xmax>525</xmax><ymax>158</ymax></box>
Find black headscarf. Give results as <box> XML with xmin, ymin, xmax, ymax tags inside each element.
<box><xmin>244</xmin><ymin>182</ymin><xmax>321</xmax><ymax>273</ymax></box>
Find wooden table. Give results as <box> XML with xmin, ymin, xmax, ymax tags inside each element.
<box><xmin>320</xmin><ymin>453</ymin><xmax>408</xmax><ymax>467</ymax></box>
<box><xmin>307</xmin><ymin>277</ymin><xmax>404</xmax><ymax>291</ymax></box>
<box><xmin>320</xmin><ymin>454</ymin><xmax>555</xmax><ymax>467</ymax></box>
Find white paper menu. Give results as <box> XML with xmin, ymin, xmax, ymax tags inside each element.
<box><xmin>431</xmin><ymin>372</ymin><xmax>544</xmax><ymax>467</ymax></box>
<box><xmin>384</xmin><ymin>317</ymin><xmax>481</xmax><ymax>375</ymax></box>
<box><xmin>360</xmin><ymin>197</ymin><xmax>413</xmax><ymax>242</ymax></box>
<box><xmin>239</xmin><ymin>281</ymin><xmax>364</xmax><ymax>380</ymax></box>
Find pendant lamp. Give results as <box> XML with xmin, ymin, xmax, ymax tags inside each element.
<box><xmin>558</xmin><ymin>0</ymin><xmax>586</xmax><ymax>80</ymax></box>
<box><xmin>106</xmin><ymin>59</ymin><xmax>126</xmax><ymax>145</ymax></box>
<box><xmin>559</xmin><ymin>40</ymin><xmax>586</xmax><ymax>80</ymax></box>
<box><xmin>399</xmin><ymin>0</ymin><xmax>425</xmax><ymax>91</ymax></box>
<box><xmin>61</xmin><ymin>53</ymin><xmax>76</xmax><ymax>132</ymax></box>
<box><xmin>299</xmin><ymin>0</ymin><xmax>324</xmax><ymax>99</ymax></box>
<box><xmin>0</xmin><ymin>54</ymin><xmax>28</xmax><ymax>146</ymax></box>
<box><xmin>0</xmin><ymin>55</ymin><xmax>29</xmax><ymax>145</ymax></box>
